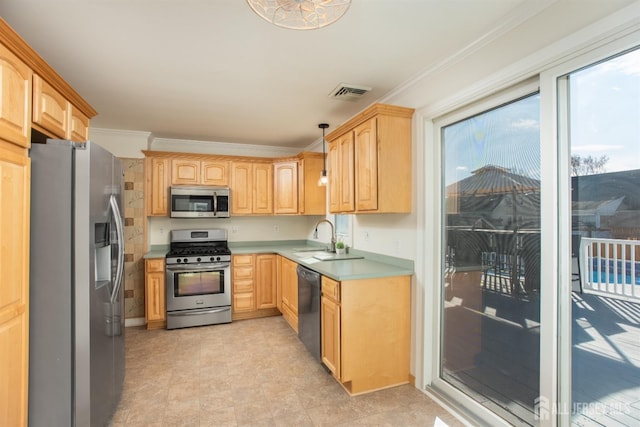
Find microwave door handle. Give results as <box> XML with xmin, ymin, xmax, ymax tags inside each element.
<box><xmin>213</xmin><ymin>192</ymin><xmax>218</xmax><ymax>216</ymax></box>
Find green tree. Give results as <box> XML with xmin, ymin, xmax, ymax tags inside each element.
<box><xmin>571</xmin><ymin>154</ymin><xmax>609</xmax><ymax>176</ymax></box>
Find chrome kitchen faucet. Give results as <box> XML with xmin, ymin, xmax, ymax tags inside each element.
<box><xmin>313</xmin><ymin>219</ymin><xmax>336</xmax><ymax>253</ymax></box>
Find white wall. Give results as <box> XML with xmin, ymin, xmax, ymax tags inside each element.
<box><xmin>91</xmin><ymin>128</ymin><xmax>151</xmax><ymax>158</ymax></box>
<box><xmin>148</xmin><ymin>215</ymin><xmax>323</xmax><ymax>245</ymax></box>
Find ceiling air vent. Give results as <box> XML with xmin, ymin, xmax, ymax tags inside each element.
<box><xmin>329</xmin><ymin>83</ymin><xmax>372</xmax><ymax>101</ymax></box>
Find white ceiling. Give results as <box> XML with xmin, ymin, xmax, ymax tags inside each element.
<box><xmin>0</xmin><ymin>0</ymin><xmax>627</xmax><ymax>149</ymax></box>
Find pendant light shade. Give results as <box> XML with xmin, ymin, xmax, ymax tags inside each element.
<box><xmin>318</xmin><ymin>123</ymin><xmax>329</xmax><ymax>186</ymax></box>
<box><xmin>246</xmin><ymin>0</ymin><xmax>351</xmax><ymax>30</ymax></box>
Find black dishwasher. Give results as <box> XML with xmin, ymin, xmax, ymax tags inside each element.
<box><xmin>297</xmin><ymin>265</ymin><xmax>321</xmax><ymax>361</ymax></box>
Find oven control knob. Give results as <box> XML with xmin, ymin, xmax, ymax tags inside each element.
<box><xmin>210</xmin><ymin>257</ymin><xmax>215</xmax><ymax>262</ymax></box>
<box><xmin>216</xmin><ymin>256</ymin><xmax>221</xmax><ymax>261</ymax></box>
<box><xmin>177</xmin><ymin>258</ymin><xmax>181</xmax><ymax>263</ymax></box>
<box><xmin>183</xmin><ymin>258</ymin><xmax>188</xmax><ymax>263</ymax></box>
<box><xmin>197</xmin><ymin>257</ymin><xmax>201</xmax><ymax>262</ymax></box>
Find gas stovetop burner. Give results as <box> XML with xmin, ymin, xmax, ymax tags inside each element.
<box><xmin>165</xmin><ymin>228</ymin><xmax>231</xmax><ymax>265</ymax></box>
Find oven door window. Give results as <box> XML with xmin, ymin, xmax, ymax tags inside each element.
<box><xmin>173</xmin><ymin>270</ymin><xmax>224</xmax><ymax>297</ymax></box>
<box><xmin>172</xmin><ymin>195</ymin><xmax>213</xmax><ymax>212</ymax></box>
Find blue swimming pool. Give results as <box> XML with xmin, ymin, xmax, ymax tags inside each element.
<box><xmin>589</xmin><ymin>259</ymin><xmax>640</xmax><ymax>285</ymax></box>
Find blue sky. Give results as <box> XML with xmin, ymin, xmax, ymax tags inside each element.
<box><xmin>570</xmin><ymin>48</ymin><xmax>640</xmax><ymax>173</ymax></box>
<box><xmin>443</xmin><ymin>93</ymin><xmax>540</xmax><ymax>186</ymax></box>
<box><xmin>443</xmin><ymin>48</ymin><xmax>639</xmax><ymax>186</ymax></box>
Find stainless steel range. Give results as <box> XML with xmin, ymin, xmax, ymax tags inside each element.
<box><xmin>165</xmin><ymin>229</ymin><xmax>232</xmax><ymax>329</ymax></box>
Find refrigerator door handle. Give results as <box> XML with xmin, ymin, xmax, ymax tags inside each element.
<box><xmin>109</xmin><ymin>194</ymin><xmax>125</xmax><ymax>304</ymax></box>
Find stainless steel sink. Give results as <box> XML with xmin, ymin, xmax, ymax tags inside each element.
<box><xmin>292</xmin><ymin>251</ymin><xmax>363</xmax><ymax>261</ymax></box>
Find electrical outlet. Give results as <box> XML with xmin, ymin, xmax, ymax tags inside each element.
<box><xmin>273</xmin><ymin>225</ymin><xmax>280</xmax><ymax>233</ymax></box>
<box><xmin>159</xmin><ymin>227</ymin><xmax>164</xmax><ymax>235</ymax></box>
<box><xmin>231</xmin><ymin>226</ymin><xmax>239</xmax><ymax>233</ymax></box>
<box><xmin>364</xmin><ymin>231</ymin><xmax>370</xmax><ymax>241</ymax></box>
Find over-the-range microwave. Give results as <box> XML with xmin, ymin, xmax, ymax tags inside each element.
<box><xmin>170</xmin><ymin>186</ymin><xmax>230</xmax><ymax>218</ymax></box>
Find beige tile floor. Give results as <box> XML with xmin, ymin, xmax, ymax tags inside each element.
<box><xmin>111</xmin><ymin>316</ymin><xmax>465</xmax><ymax>427</ymax></box>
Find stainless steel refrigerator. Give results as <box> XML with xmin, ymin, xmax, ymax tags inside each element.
<box><xmin>29</xmin><ymin>139</ymin><xmax>125</xmax><ymax>427</ymax></box>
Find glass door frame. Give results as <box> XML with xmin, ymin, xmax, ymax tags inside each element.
<box><xmin>541</xmin><ymin>30</ymin><xmax>640</xmax><ymax>426</ymax></box>
<box><xmin>426</xmin><ymin>78</ymin><xmax>542</xmax><ymax>427</ymax></box>
<box><xmin>421</xmin><ymin>28</ymin><xmax>640</xmax><ymax>427</ymax></box>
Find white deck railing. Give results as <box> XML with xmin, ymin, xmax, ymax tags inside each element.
<box><xmin>580</xmin><ymin>237</ymin><xmax>640</xmax><ymax>302</ymax></box>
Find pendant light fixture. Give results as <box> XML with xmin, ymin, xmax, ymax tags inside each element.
<box><xmin>318</xmin><ymin>123</ymin><xmax>329</xmax><ymax>186</ymax></box>
<box><xmin>246</xmin><ymin>0</ymin><xmax>351</xmax><ymax>30</ymax></box>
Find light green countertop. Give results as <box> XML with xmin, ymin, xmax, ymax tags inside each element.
<box><xmin>143</xmin><ymin>240</ymin><xmax>414</xmax><ymax>281</ymax></box>
<box><xmin>143</xmin><ymin>245</ymin><xmax>169</xmax><ymax>259</ymax></box>
<box><xmin>230</xmin><ymin>240</ymin><xmax>414</xmax><ymax>281</ymax></box>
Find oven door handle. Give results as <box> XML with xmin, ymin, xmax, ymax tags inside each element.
<box><xmin>166</xmin><ymin>263</ymin><xmax>230</xmax><ymax>272</ymax></box>
<box><xmin>169</xmin><ymin>306</ymin><xmax>231</xmax><ymax>316</ymax></box>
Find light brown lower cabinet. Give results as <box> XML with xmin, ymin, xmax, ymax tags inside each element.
<box><xmin>232</xmin><ymin>254</ymin><xmax>279</xmax><ymax>320</ymax></box>
<box><xmin>145</xmin><ymin>258</ymin><xmax>166</xmax><ymax>330</ymax></box>
<box><xmin>279</xmin><ymin>256</ymin><xmax>299</xmax><ymax>332</ymax></box>
<box><xmin>321</xmin><ymin>274</ymin><xmax>411</xmax><ymax>395</ymax></box>
<box><xmin>0</xmin><ymin>142</ymin><xmax>30</xmax><ymax>426</ymax></box>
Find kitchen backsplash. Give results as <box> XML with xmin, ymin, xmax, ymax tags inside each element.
<box><xmin>122</xmin><ymin>158</ymin><xmax>145</xmax><ymax>319</ymax></box>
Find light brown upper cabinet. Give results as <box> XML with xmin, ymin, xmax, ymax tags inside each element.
<box><xmin>0</xmin><ymin>43</ymin><xmax>31</xmax><ymax>148</ymax></box>
<box><xmin>326</xmin><ymin>104</ymin><xmax>414</xmax><ymax>214</ymax></box>
<box><xmin>172</xmin><ymin>159</ymin><xmax>229</xmax><ymax>186</ymax></box>
<box><xmin>68</xmin><ymin>107</ymin><xmax>89</xmax><ymax>142</ymax></box>
<box><xmin>231</xmin><ymin>161</ymin><xmax>273</xmax><ymax>215</ymax></box>
<box><xmin>33</xmin><ymin>74</ymin><xmax>68</xmax><ymax>139</ymax></box>
<box><xmin>146</xmin><ymin>157</ymin><xmax>170</xmax><ymax>216</ymax></box>
<box><xmin>274</xmin><ymin>160</ymin><xmax>298</xmax><ymax>214</ymax></box>
<box><xmin>328</xmin><ymin>132</ymin><xmax>355</xmax><ymax>213</ymax></box>
<box><xmin>32</xmin><ymin>74</ymin><xmax>89</xmax><ymax>142</ymax></box>
<box><xmin>274</xmin><ymin>152</ymin><xmax>327</xmax><ymax>215</ymax></box>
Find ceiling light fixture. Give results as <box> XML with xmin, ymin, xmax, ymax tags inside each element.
<box><xmin>318</xmin><ymin>123</ymin><xmax>329</xmax><ymax>186</ymax></box>
<box><xmin>246</xmin><ymin>0</ymin><xmax>351</xmax><ymax>30</ymax></box>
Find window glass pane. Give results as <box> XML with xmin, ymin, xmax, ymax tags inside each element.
<box><xmin>569</xmin><ymin>48</ymin><xmax>640</xmax><ymax>425</ymax></box>
<box><xmin>441</xmin><ymin>93</ymin><xmax>541</xmax><ymax>425</ymax></box>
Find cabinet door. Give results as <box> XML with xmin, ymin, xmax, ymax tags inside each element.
<box><xmin>354</xmin><ymin>118</ymin><xmax>378</xmax><ymax>211</ymax></box>
<box><xmin>146</xmin><ymin>157</ymin><xmax>169</xmax><ymax>216</ymax></box>
<box><xmin>299</xmin><ymin>156</ymin><xmax>326</xmax><ymax>215</ymax></box>
<box><xmin>231</xmin><ymin>162</ymin><xmax>253</xmax><ymax>214</ymax></box>
<box><xmin>338</xmin><ymin>133</ymin><xmax>355</xmax><ymax>212</ymax></box>
<box><xmin>276</xmin><ymin>256</ymin><xmax>283</xmax><ymax>312</ymax></box>
<box><xmin>0</xmin><ymin>44</ymin><xmax>31</xmax><ymax>148</ymax></box>
<box><xmin>172</xmin><ymin>159</ymin><xmax>200</xmax><ymax>185</ymax></box>
<box><xmin>0</xmin><ymin>143</ymin><xmax>29</xmax><ymax>426</ymax></box>
<box><xmin>68</xmin><ymin>106</ymin><xmax>89</xmax><ymax>142</ymax></box>
<box><xmin>32</xmin><ymin>74</ymin><xmax>68</xmax><ymax>139</ymax></box>
<box><xmin>253</xmin><ymin>163</ymin><xmax>273</xmax><ymax>214</ymax></box>
<box><xmin>145</xmin><ymin>271</ymin><xmax>166</xmax><ymax>322</ymax></box>
<box><xmin>202</xmin><ymin>160</ymin><xmax>229</xmax><ymax>186</ymax></box>
<box><xmin>328</xmin><ymin>141</ymin><xmax>340</xmax><ymax>213</ymax></box>
<box><xmin>274</xmin><ymin>161</ymin><xmax>298</xmax><ymax>214</ymax></box>
<box><xmin>280</xmin><ymin>257</ymin><xmax>298</xmax><ymax>332</ymax></box>
<box><xmin>255</xmin><ymin>254</ymin><xmax>277</xmax><ymax>309</ymax></box>
<box><xmin>321</xmin><ymin>295</ymin><xmax>341</xmax><ymax>379</ymax></box>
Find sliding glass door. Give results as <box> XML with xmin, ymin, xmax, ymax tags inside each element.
<box><xmin>564</xmin><ymin>48</ymin><xmax>640</xmax><ymax>426</ymax></box>
<box><xmin>429</xmin><ymin>36</ymin><xmax>640</xmax><ymax>427</ymax></box>
<box><xmin>440</xmin><ymin>93</ymin><xmax>541</xmax><ymax>426</ymax></box>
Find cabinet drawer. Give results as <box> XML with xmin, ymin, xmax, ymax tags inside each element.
<box><xmin>233</xmin><ymin>279</ymin><xmax>253</xmax><ymax>293</ymax></box>
<box><xmin>233</xmin><ymin>266</ymin><xmax>253</xmax><ymax>280</ymax></box>
<box><xmin>233</xmin><ymin>292</ymin><xmax>255</xmax><ymax>313</ymax></box>
<box><xmin>146</xmin><ymin>258</ymin><xmax>165</xmax><ymax>273</ymax></box>
<box><xmin>233</xmin><ymin>255</ymin><xmax>254</xmax><ymax>266</ymax></box>
<box><xmin>322</xmin><ymin>276</ymin><xmax>340</xmax><ymax>303</ymax></box>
